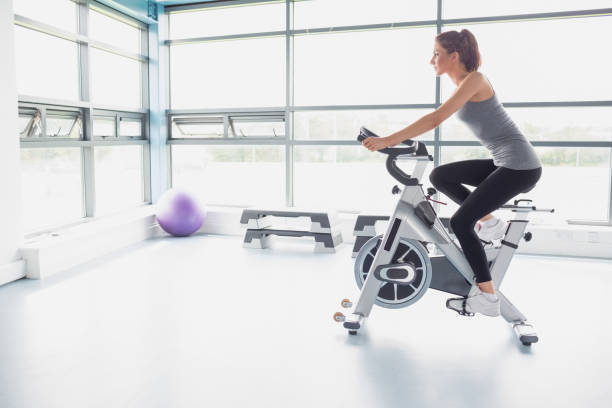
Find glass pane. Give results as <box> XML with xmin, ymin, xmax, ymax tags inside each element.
<box><xmin>170</xmin><ymin>37</ymin><xmax>285</xmax><ymax>109</ymax></box>
<box><xmin>441</xmin><ymin>17</ymin><xmax>612</xmax><ymax>102</ymax></box>
<box><xmin>93</xmin><ymin>117</ymin><xmax>116</xmax><ymax>137</ymax></box>
<box><xmin>511</xmin><ymin>108</ymin><xmax>612</xmax><ymax>142</ymax></box>
<box><xmin>294</xmin><ymin>0</ymin><xmax>436</xmax><ymax>29</ymax></box>
<box><xmin>18</xmin><ymin>109</ymin><xmax>42</xmax><ymax>138</ymax></box>
<box><xmin>95</xmin><ymin>146</ymin><xmax>144</xmax><ymax>215</ymax></box>
<box><xmin>294</xmin><ymin>146</ymin><xmax>433</xmax><ymax>212</ymax></box>
<box><xmin>90</xmin><ymin>48</ymin><xmax>142</xmax><ymax>109</ymax></box>
<box><xmin>519</xmin><ymin>147</ymin><xmax>610</xmax><ymax>223</ymax></box>
<box><xmin>46</xmin><ymin>110</ymin><xmax>82</xmax><ymax>139</ymax></box>
<box><xmin>171</xmin><ymin>116</ymin><xmax>224</xmax><ymax>138</ymax></box>
<box><xmin>89</xmin><ymin>8</ymin><xmax>141</xmax><ymax>54</ymax></box>
<box><xmin>294</xmin><ymin>28</ymin><xmax>436</xmax><ymax>105</ymax></box>
<box><xmin>442</xmin><ymin>107</ymin><xmax>612</xmax><ymax>141</ymax></box>
<box><xmin>14</xmin><ymin>27</ymin><xmax>79</xmax><ymax>101</ymax></box>
<box><xmin>436</xmin><ymin>146</ymin><xmax>611</xmax><ymax>224</ymax></box>
<box><xmin>169</xmin><ymin>2</ymin><xmax>285</xmax><ymax>39</ymax></box>
<box><xmin>294</xmin><ymin>109</ymin><xmax>435</xmax><ymax>141</ymax></box>
<box><xmin>119</xmin><ymin>118</ymin><xmax>142</xmax><ymax>137</ymax></box>
<box><xmin>230</xmin><ymin>118</ymin><xmax>284</xmax><ymax>138</ymax></box>
<box><xmin>171</xmin><ymin>145</ymin><xmax>285</xmax><ymax>207</ymax></box>
<box><xmin>14</xmin><ymin>0</ymin><xmax>77</xmax><ymax>32</ymax></box>
<box><xmin>20</xmin><ymin>148</ymin><xmax>83</xmax><ymax>231</ymax></box>
<box><xmin>444</xmin><ymin>0</ymin><xmax>612</xmax><ymax>19</ymax></box>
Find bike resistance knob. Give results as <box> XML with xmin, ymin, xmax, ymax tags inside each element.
<box><xmin>392</xmin><ymin>185</ymin><xmax>401</xmax><ymax>195</ymax></box>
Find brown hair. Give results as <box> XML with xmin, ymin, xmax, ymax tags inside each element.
<box><xmin>435</xmin><ymin>29</ymin><xmax>481</xmax><ymax>72</ymax></box>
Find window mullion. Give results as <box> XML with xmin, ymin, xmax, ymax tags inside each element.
<box><xmin>285</xmin><ymin>0</ymin><xmax>293</xmax><ymax>207</ymax></box>
<box><xmin>609</xmin><ymin>147</ymin><xmax>612</xmax><ymax>222</ymax></box>
<box><xmin>79</xmin><ymin>1</ymin><xmax>95</xmax><ymax>218</ymax></box>
<box><xmin>140</xmin><ymin>22</ymin><xmax>152</xmax><ymax>204</ymax></box>
<box><xmin>433</xmin><ymin>0</ymin><xmax>442</xmax><ymax>169</ymax></box>
<box><xmin>40</xmin><ymin>106</ymin><xmax>47</xmax><ymax>138</ymax></box>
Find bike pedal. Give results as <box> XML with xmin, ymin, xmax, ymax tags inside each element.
<box><xmin>445</xmin><ymin>297</ymin><xmax>475</xmax><ymax>317</ymax></box>
<box><xmin>458</xmin><ymin>310</ymin><xmax>475</xmax><ymax>317</ymax></box>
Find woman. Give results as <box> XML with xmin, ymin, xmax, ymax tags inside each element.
<box><xmin>362</xmin><ymin>29</ymin><xmax>542</xmax><ymax>317</ymax></box>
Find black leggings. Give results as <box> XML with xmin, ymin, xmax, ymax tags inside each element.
<box><xmin>429</xmin><ymin>160</ymin><xmax>542</xmax><ymax>283</ymax></box>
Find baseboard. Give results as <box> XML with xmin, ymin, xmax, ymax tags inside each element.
<box><xmin>0</xmin><ymin>259</ymin><xmax>26</xmax><ymax>286</ymax></box>
<box><xmin>518</xmin><ymin>226</ymin><xmax>612</xmax><ymax>259</ymax></box>
<box><xmin>20</xmin><ymin>209</ymin><xmax>158</xmax><ymax>279</ymax></box>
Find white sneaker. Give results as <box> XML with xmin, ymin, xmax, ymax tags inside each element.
<box><xmin>475</xmin><ymin>217</ymin><xmax>507</xmax><ymax>242</ymax></box>
<box><xmin>446</xmin><ymin>287</ymin><xmax>501</xmax><ymax>317</ymax></box>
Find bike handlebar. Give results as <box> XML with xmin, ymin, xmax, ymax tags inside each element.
<box><xmin>357</xmin><ymin>126</ymin><xmax>420</xmax><ymax>157</ymax></box>
<box><xmin>358</xmin><ymin>126</ymin><xmax>431</xmax><ymax>186</ymax></box>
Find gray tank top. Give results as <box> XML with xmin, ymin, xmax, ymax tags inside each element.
<box><xmin>456</xmin><ymin>91</ymin><xmax>541</xmax><ymax>170</ymax></box>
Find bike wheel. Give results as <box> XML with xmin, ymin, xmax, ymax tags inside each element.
<box><xmin>354</xmin><ymin>235</ymin><xmax>432</xmax><ymax>309</ymax></box>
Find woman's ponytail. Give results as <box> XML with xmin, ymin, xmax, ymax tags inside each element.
<box><xmin>436</xmin><ymin>29</ymin><xmax>482</xmax><ymax>72</ymax></box>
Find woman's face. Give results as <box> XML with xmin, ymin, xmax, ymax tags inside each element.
<box><xmin>430</xmin><ymin>41</ymin><xmax>454</xmax><ymax>76</ymax></box>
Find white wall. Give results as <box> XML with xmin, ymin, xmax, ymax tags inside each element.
<box><xmin>0</xmin><ymin>0</ymin><xmax>22</xmax><ymax>266</ymax></box>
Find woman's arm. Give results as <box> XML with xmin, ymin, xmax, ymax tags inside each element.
<box><xmin>363</xmin><ymin>72</ymin><xmax>486</xmax><ymax>151</ymax></box>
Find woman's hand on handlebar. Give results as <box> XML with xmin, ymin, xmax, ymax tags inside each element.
<box><xmin>362</xmin><ymin>136</ymin><xmax>393</xmax><ymax>152</ymax></box>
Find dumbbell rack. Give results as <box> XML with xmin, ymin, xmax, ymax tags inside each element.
<box><xmin>240</xmin><ymin>209</ymin><xmax>343</xmax><ymax>253</ymax></box>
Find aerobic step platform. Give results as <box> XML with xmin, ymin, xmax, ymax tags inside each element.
<box><xmin>240</xmin><ymin>208</ymin><xmax>343</xmax><ymax>253</ymax></box>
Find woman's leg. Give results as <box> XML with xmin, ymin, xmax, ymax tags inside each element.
<box><xmin>450</xmin><ymin>167</ymin><xmax>542</xmax><ymax>287</ymax></box>
<box><xmin>429</xmin><ymin>159</ymin><xmax>498</xmax><ymax>222</ymax></box>
<box><xmin>429</xmin><ymin>159</ymin><xmax>497</xmax><ymax>204</ymax></box>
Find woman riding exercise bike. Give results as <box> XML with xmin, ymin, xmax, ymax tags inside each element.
<box><xmin>361</xmin><ymin>29</ymin><xmax>542</xmax><ymax>317</ymax></box>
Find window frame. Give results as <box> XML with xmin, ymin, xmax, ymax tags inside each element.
<box><xmin>15</xmin><ymin>0</ymin><xmax>151</xmax><ymax>233</ymax></box>
<box><xmin>172</xmin><ymin>1</ymin><xmax>610</xmax><ymax>224</ymax></box>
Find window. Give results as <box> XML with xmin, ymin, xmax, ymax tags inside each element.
<box><xmin>294</xmin><ymin>0</ymin><xmax>436</xmax><ymax>29</ymax></box>
<box><xmin>89</xmin><ymin>7</ymin><xmax>141</xmax><ymax>54</ymax></box>
<box><xmin>172</xmin><ymin>116</ymin><xmax>225</xmax><ymax>138</ymax></box>
<box><xmin>170</xmin><ymin>113</ymin><xmax>284</xmax><ymax>139</ymax></box>
<box><xmin>119</xmin><ymin>118</ymin><xmax>143</xmax><ymax>137</ymax></box>
<box><xmin>14</xmin><ymin>26</ymin><xmax>79</xmax><ymax>101</ymax></box>
<box><xmin>20</xmin><ymin>148</ymin><xmax>83</xmax><ymax>231</ymax></box>
<box><xmin>520</xmin><ymin>147</ymin><xmax>611</xmax><ymax>222</ymax></box>
<box><xmin>95</xmin><ymin>146</ymin><xmax>144</xmax><ymax>215</ymax></box>
<box><xmin>229</xmin><ymin>115</ymin><xmax>285</xmax><ymax>138</ymax></box>
<box><xmin>16</xmin><ymin>1</ymin><xmax>150</xmax><ymax>232</ymax></box>
<box><xmin>294</xmin><ymin>28</ymin><xmax>436</xmax><ymax>106</ymax></box>
<box><xmin>90</xmin><ymin>47</ymin><xmax>142</xmax><ymax>109</ymax></box>
<box><xmin>93</xmin><ymin>113</ymin><xmax>145</xmax><ymax>139</ymax></box>
<box><xmin>46</xmin><ymin>110</ymin><xmax>82</xmax><ymax>139</ymax></box>
<box><xmin>94</xmin><ymin>116</ymin><xmax>117</xmax><ymax>138</ymax></box>
<box><xmin>18</xmin><ymin>108</ymin><xmax>42</xmax><ymax>138</ymax></box>
<box><xmin>170</xmin><ymin>1</ymin><xmax>285</xmax><ymax>39</ymax></box>
<box><xmin>294</xmin><ymin>109</ymin><xmax>435</xmax><ymax>141</ymax></box>
<box><xmin>170</xmin><ymin>37</ymin><xmax>285</xmax><ymax>109</ymax></box>
<box><xmin>13</xmin><ymin>0</ymin><xmax>77</xmax><ymax>32</ymax></box>
<box><xmin>171</xmin><ymin>145</ymin><xmax>285</xmax><ymax>207</ymax></box>
<box><xmin>442</xmin><ymin>17</ymin><xmax>612</xmax><ymax>102</ymax></box>
<box><xmin>19</xmin><ymin>107</ymin><xmax>82</xmax><ymax>139</ymax></box>
<box><xmin>166</xmin><ymin>0</ymin><xmax>612</xmax><ymax>223</ymax></box>
<box><xmin>443</xmin><ymin>0</ymin><xmax>612</xmax><ymax>19</ymax></box>
<box><xmin>294</xmin><ymin>145</ymin><xmax>430</xmax><ymax>212</ymax></box>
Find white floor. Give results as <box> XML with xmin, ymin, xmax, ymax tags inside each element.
<box><xmin>0</xmin><ymin>235</ymin><xmax>611</xmax><ymax>408</ymax></box>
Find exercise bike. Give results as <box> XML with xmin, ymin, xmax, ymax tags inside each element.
<box><xmin>333</xmin><ymin>127</ymin><xmax>554</xmax><ymax>346</ymax></box>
